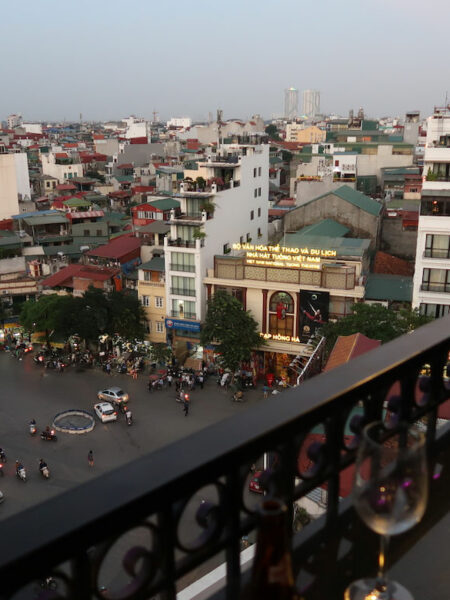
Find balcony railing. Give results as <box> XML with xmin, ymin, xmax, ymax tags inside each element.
<box><xmin>421</xmin><ymin>282</ymin><xmax>450</xmax><ymax>293</ymax></box>
<box><xmin>170</xmin><ymin>264</ymin><xmax>196</xmax><ymax>273</ymax></box>
<box><xmin>167</xmin><ymin>239</ymin><xmax>197</xmax><ymax>248</ymax></box>
<box><xmin>1</xmin><ymin>317</ymin><xmax>450</xmax><ymax>599</ymax></box>
<box><xmin>170</xmin><ymin>287</ymin><xmax>196</xmax><ymax>297</ymax></box>
<box><xmin>424</xmin><ymin>249</ymin><xmax>450</xmax><ymax>259</ymax></box>
<box><xmin>170</xmin><ymin>310</ymin><xmax>197</xmax><ymax>319</ymax></box>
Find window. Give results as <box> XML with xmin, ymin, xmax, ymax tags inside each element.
<box><xmin>146</xmin><ymin>321</ymin><xmax>152</xmax><ymax>333</ymax></box>
<box><xmin>425</xmin><ymin>234</ymin><xmax>450</xmax><ymax>259</ymax></box>
<box><xmin>172</xmin><ymin>299</ymin><xmax>196</xmax><ymax>319</ymax></box>
<box><xmin>258</xmin><ymin>227</ymin><xmax>262</xmax><ymax>237</ymax></box>
<box><xmin>155</xmin><ymin>296</ymin><xmax>163</xmax><ymax>308</ymax></box>
<box><xmin>83</xmin><ymin>230</ymin><xmax>89</xmax><ymax>236</ymax></box>
<box><xmin>258</xmin><ymin>187</ymin><xmax>261</xmax><ymax>197</ymax></box>
<box><xmin>144</xmin><ymin>271</ymin><xmax>151</xmax><ymax>281</ymax></box>
<box><xmin>171</xmin><ymin>275</ymin><xmax>195</xmax><ymax>296</ymax></box>
<box><xmin>171</xmin><ymin>252</ymin><xmax>195</xmax><ymax>273</ymax></box>
<box><xmin>258</xmin><ymin>207</ymin><xmax>261</xmax><ymax>217</ymax></box>
<box><xmin>268</xmin><ymin>292</ymin><xmax>294</xmax><ymax>337</ymax></box>
<box><xmin>253</xmin><ymin>168</ymin><xmax>257</xmax><ymax>177</ymax></box>
<box><xmin>96</xmin><ymin>230</ymin><xmax>102</xmax><ymax>236</ymax></box>
<box><xmin>254</xmin><ymin>189</ymin><xmax>258</xmax><ymax>198</ymax></box>
<box><xmin>421</xmin><ymin>198</ymin><xmax>450</xmax><ymax>216</ymax></box>
<box><xmin>421</xmin><ymin>268</ymin><xmax>450</xmax><ymax>293</ymax></box>
<box><xmin>335</xmin><ymin>160</ymin><xmax>339</xmax><ymax>167</ymax></box>
<box><xmin>156</xmin><ymin>321</ymin><xmax>164</xmax><ymax>333</ymax></box>
<box><xmin>250</xmin><ymin>210</ymin><xmax>254</xmax><ymax>220</ymax></box>
<box><xmin>216</xmin><ymin>287</ymin><xmax>244</xmax><ymax>304</ymax></box>
<box><xmin>246</xmin><ymin>233</ymin><xmax>251</xmax><ymax>242</ymax></box>
<box><xmin>420</xmin><ymin>303</ymin><xmax>450</xmax><ymax>318</ymax></box>
<box><xmin>223</xmin><ymin>243</ymin><xmax>230</xmax><ymax>254</ymax></box>
<box><xmin>46</xmin><ymin>181</ymin><xmax>51</xmax><ymax>188</ymax></box>
<box><xmin>258</xmin><ymin>167</ymin><xmax>261</xmax><ymax>176</ymax></box>
<box><xmin>141</xmin><ymin>296</ymin><xmax>150</xmax><ymax>307</ymax></box>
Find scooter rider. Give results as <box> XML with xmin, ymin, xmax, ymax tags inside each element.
<box><xmin>15</xmin><ymin>460</ymin><xmax>24</xmax><ymax>474</ymax></box>
<box><xmin>0</xmin><ymin>448</ymin><xmax>5</xmax><ymax>461</ymax></box>
<box><xmin>126</xmin><ymin>409</ymin><xmax>132</xmax><ymax>424</ymax></box>
<box><xmin>39</xmin><ymin>458</ymin><xmax>48</xmax><ymax>472</ymax></box>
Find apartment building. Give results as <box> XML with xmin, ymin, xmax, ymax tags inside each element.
<box><xmin>0</xmin><ymin>153</ymin><xmax>31</xmax><ymax>219</ymax></box>
<box><xmin>41</xmin><ymin>152</ymin><xmax>83</xmax><ymax>183</ymax></box>
<box><xmin>164</xmin><ymin>142</ymin><xmax>269</xmax><ymax>350</ymax></box>
<box><xmin>412</xmin><ymin>106</ymin><xmax>450</xmax><ymax>317</ymax></box>
<box><xmin>138</xmin><ymin>257</ymin><xmax>166</xmax><ymax>343</ymax></box>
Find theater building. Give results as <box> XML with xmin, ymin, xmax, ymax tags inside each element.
<box><xmin>203</xmin><ymin>228</ymin><xmax>370</xmax><ymax>383</ymax></box>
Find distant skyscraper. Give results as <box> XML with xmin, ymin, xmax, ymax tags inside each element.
<box><xmin>284</xmin><ymin>87</ymin><xmax>298</xmax><ymax>120</ymax></box>
<box><xmin>302</xmin><ymin>90</ymin><xmax>320</xmax><ymax>118</ymax></box>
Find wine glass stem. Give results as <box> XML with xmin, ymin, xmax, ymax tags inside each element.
<box><xmin>376</xmin><ymin>535</ymin><xmax>390</xmax><ymax>592</ymax></box>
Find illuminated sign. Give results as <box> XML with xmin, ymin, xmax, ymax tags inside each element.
<box><xmin>260</xmin><ymin>332</ymin><xmax>301</xmax><ymax>343</ymax></box>
<box><xmin>232</xmin><ymin>243</ymin><xmax>336</xmax><ymax>270</ymax></box>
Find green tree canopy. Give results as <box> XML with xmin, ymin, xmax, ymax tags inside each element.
<box><xmin>265</xmin><ymin>124</ymin><xmax>280</xmax><ymax>140</ymax></box>
<box><xmin>200</xmin><ymin>291</ymin><xmax>265</xmax><ymax>373</ymax></box>
<box><xmin>20</xmin><ymin>294</ymin><xmax>70</xmax><ymax>342</ymax></box>
<box><xmin>320</xmin><ymin>303</ymin><xmax>432</xmax><ymax>352</ymax></box>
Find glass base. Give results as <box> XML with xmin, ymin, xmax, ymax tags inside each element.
<box><xmin>344</xmin><ymin>578</ymin><xmax>414</xmax><ymax>600</ymax></box>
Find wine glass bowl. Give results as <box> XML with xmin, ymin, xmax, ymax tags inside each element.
<box><xmin>345</xmin><ymin>421</ymin><xmax>428</xmax><ymax>600</ymax></box>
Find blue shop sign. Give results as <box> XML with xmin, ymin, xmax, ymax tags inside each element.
<box><xmin>165</xmin><ymin>318</ymin><xmax>201</xmax><ymax>333</ymax></box>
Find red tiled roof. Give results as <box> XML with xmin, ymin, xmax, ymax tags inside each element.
<box><xmin>117</xmin><ymin>163</ymin><xmax>133</xmax><ymax>169</ymax></box>
<box><xmin>93</xmin><ymin>134</ymin><xmax>105</xmax><ymax>140</ymax></box>
<box><xmin>55</xmin><ymin>152</ymin><xmax>69</xmax><ymax>158</ymax></box>
<box><xmin>109</xmin><ymin>190</ymin><xmax>131</xmax><ymax>198</ymax></box>
<box><xmin>373</xmin><ymin>251</ymin><xmax>415</xmax><ymax>277</ymax></box>
<box><xmin>86</xmin><ymin>234</ymin><xmax>142</xmax><ymax>259</ymax></box>
<box><xmin>132</xmin><ymin>186</ymin><xmax>155</xmax><ymax>193</ymax></box>
<box><xmin>64</xmin><ymin>143</ymin><xmax>78</xmax><ymax>148</ymax></box>
<box><xmin>56</xmin><ymin>183</ymin><xmax>77</xmax><ymax>191</ymax></box>
<box><xmin>42</xmin><ymin>264</ymin><xmax>120</xmax><ymax>288</ymax></box>
<box><xmin>324</xmin><ymin>333</ymin><xmax>381</xmax><ymax>372</ymax></box>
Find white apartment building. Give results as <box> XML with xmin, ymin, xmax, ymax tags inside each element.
<box><xmin>164</xmin><ymin>143</ymin><xmax>269</xmax><ymax>344</ymax></box>
<box><xmin>7</xmin><ymin>114</ymin><xmax>22</xmax><ymax>129</ymax></box>
<box><xmin>41</xmin><ymin>152</ymin><xmax>83</xmax><ymax>183</ymax></box>
<box><xmin>412</xmin><ymin>106</ymin><xmax>450</xmax><ymax>318</ymax></box>
<box><xmin>167</xmin><ymin>117</ymin><xmax>192</xmax><ymax>129</ymax></box>
<box><xmin>302</xmin><ymin>90</ymin><xmax>320</xmax><ymax>118</ymax></box>
<box><xmin>0</xmin><ymin>153</ymin><xmax>31</xmax><ymax>219</ymax></box>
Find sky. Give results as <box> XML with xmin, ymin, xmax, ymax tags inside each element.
<box><xmin>2</xmin><ymin>0</ymin><xmax>449</xmax><ymax>123</ymax></box>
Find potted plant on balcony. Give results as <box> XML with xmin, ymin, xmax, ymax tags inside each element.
<box><xmin>196</xmin><ymin>176</ymin><xmax>206</xmax><ymax>191</ymax></box>
<box><xmin>201</xmin><ymin>201</ymin><xmax>215</xmax><ymax>215</ymax></box>
<box><xmin>193</xmin><ymin>229</ymin><xmax>206</xmax><ymax>240</ymax></box>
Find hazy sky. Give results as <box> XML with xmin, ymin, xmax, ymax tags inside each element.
<box><xmin>2</xmin><ymin>0</ymin><xmax>449</xmax><ymax>122</ymax></box>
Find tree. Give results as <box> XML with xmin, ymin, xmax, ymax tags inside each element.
<box><xmin>320</xmin><ymin>303</ymin><xmax>432</xmax><ymax>352</ymax></box>
<box><xmin>107</xmin><ymin>290</ymin><xmax>147</xmax><ymax>340</ymax></box>
<box><xmin>265</xmin><ymin>124</ymin><xmax>280</xmax><ymax>140</ymax></box>
<box><xmin>200</xmin><ymin>291</ymin><xmax>265</xmax><ymax>373</ymax></box>
<box><xmin>149</xmin><ymin>343</ymin><xmax>173</xmax><ymax>367</ymax></box>
<box><xmin>20</xmin><ymin>295</ymin><xmax>70</xmax><ymax>342</ymax></box>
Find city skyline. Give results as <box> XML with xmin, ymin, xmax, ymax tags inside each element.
<box><xmin>1</xmin><ymin>0</ymin><xmax>449</xmax><ymax>122</ymax></box>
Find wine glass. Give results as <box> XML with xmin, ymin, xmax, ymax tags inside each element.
<box><xmin>345</xmin><ymin>421</ymin><xmax>428</xmax><ymax>600</ymax></box>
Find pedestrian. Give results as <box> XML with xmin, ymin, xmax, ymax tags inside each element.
<box><xmin>167</xmin><ymin>374</ymin><xmax>173</xmax><ymax>388</ymax></box>
<box><xmin>263</xmin><ymin>385</ymin><xmax>269</xmax><ymax>399</ymax></box>
<box><xmin>132</xmin><ymin>369</ymin><xmax>138</xmax><ymax>380</ymax></box>
<box><xmin>198</xmin><ymin>373</ymin><xmax>204</xmax><ymax>389</ymax></box>
<box><xmin>106</xmin><ymin>362</ymin><xmax>111</xmax><ymax>376</ymax></box>
<box><xmin>88</xmin><ymin>450</ymin><xmax>94</xmax><ymax>467</ymax></box>
<box><xmin>147</xmin><ymin>379</ymin><xmax>152</xmax><ymax>393</ymax></box>
<box><xmin>183</xmin><ymin>395</ymin><xmax>190</xmax><ymax>416</ymax></box>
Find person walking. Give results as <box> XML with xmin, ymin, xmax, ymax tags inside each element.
<box><xmin>263</xmin><ymin>385</ymin><xmax>269</xmax><ymax>399</ymax></box>
<box><xmin>167</xmin><ymin>374</ymin><xmax>173</xmax><ymax>388</ymax></box>
<box><xmin>106</xmin><ymin>362</ymin><xmax>111</xmax><ymax>376</ymax></box>
<box><xmin>132</xmin><ymin>368</ymin><xmax>138</xmax><ymax>380</ymax></box>
<box><xmin>88</xmin><ymin>450</ymin><xmax>94</xmax><ymax>467</ymax></box>
<box><xmin>198</xmin><ymin>373</ymin><xmax>204</xmax><ymax>389</ymax></box>
<box><xmin>183</xmin><ymin>394</ymin><xmax>190</xmax><ymax>417</ymax></box>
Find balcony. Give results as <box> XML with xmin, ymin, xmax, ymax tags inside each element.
<box><xmin>1</xmin><ymin>317</ymin><xmax>450</xmax><ymax>599</ymax></box>
<box><xmin>166</xmin><ymin>238</ymin><xmax>205</xmax><ymax>249</ymax></box>
<box><xmin>170</xmin><ymin>287</ymin><xmax>196</xmax><ymax>297</ymax></box>
<box><xmin>424</xmin><ymin>249</ymin><xmax>450</xmax><ymax>259</ymax></box>
<box><xmin>170</xmin><ymin>310</ymin><xmax>197</xmax><ymax>319</ymax></box>
<box><xmin>170</xmin><ymin>264</ymin><xmax>196</xmax><ymax>273</ymax></box>
<box><xmin>421</xmin><ymin>282</ymin><xmax>450</xmax><ymax>293</ymax></box>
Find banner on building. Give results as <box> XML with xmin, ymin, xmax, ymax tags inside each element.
<box><xmin>299</xmin><ymin>290</ymin><xmax>329</xmax><ymax>342</ymax></box>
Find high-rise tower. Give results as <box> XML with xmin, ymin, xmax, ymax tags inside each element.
<box><xmin>284</xmin><ymin>88</ymin><xmax>298</xmax><ymax>120</ymax></box>
<box><xmin>302</xmin><ymin>90</ymin><xmax>320</xmax><ymax>118</ymax></box>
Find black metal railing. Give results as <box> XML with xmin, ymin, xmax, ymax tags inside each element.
<box><xmin>421</xmin><ymin>282</ymin><xmax>450</xmax><ymax>293</ymax></box>
<box><xmin>170</xmin><ymin>264</ymin><xmax>196</xmax><ymax>273</ymax></box>
<box><xmin>170</xmin><ymin>287</ymin><xmax>196</xmax><ymax>297</ymax></box>
<box><xmin>0</xmin><ymin>317</ymin><xmax>450</xmax><ymax>599</ymax></box>
<box><xmin>170</xmin><ymin>310</ymin><xmax>197</xmax><ymax>319</ymax></box>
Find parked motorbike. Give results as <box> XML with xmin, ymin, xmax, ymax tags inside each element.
<box><xmin>41</xmin><ymin>430</ymin><xmax>57</xmax><ymax>442</ymax></box>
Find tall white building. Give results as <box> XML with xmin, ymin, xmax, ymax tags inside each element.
<box><xmin>284</xmin><ymin>88</ymin><xmax>298</xmax><ymax>120</ymax></box>
<box><xmin>302</xmin><ymin>90</ymin><xmax>320</xmax><ymax>118</ymax></box>
<box><xmin>7</xmin><ymin>114</ymin><xmax>22</xmax><ymax>129</ymax></box>
<box><xmin>412</xmin><ymin>106</ymin><xmax>450</xmax><ymax>318</ymax></box>
<box><xmin>0</xmin><ymin>153</ymin><xmax>31</xmax><ymax>219</ymax></box>
<box><xmin>164</xmin><ymin>142</ymin><xmax>269</xmax><ymax>347</ymax></box>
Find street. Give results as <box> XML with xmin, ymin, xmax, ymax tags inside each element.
<box><xmin>0</xmin><ymin>351</ymin><xmax>264</xmax><ymax>595</ymax></box>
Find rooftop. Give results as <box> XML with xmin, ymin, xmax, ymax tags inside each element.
<box><xmin>297</xmin><ymin>219</ymin><xmax>350</xmax><ymax>238</ymax></box>
<box><xmin>86</xmin><ymin>234</ymin><xmax>141</xmax><ymax>259</ymax></box>
<box><xmin>138</xmin><ymin>256</ymin><xmax>165</xmax><ymax>272</ymax></box>
<box><xmin>283</xmin><ymin>232</ymin><xmax>371</xmax><ymax>257</ymax></box>
<box><xmin>323</xmin><ymin>333</ymin><xmax>381</xmax><ymax>372</ymax></box>
<box><xmin>365</xmin><ymin>273</ymin><xmax>413</xmax><ymax>302</ymax></box>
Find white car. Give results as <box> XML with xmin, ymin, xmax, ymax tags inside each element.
<box><xmin>94</xmin><ymin>402</ymin><xmax>118</xmax><ymax>423</ymax></box>
<box><xmin>97</xmin><ymin>387</ymin><xmax>129</xmax><ymax>405</ymax></box>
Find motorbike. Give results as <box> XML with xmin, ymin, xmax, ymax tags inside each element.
<box><xmin>126</xmin><ymin>413</ymin><xmax>133</xmax><ymax>426</ymax></box>
<box><xmin>41</xmin><ymin>430</ymin><xmax>57</xmax><ymax>441</ymax></box>
<box><xmin>30</xmin><ymin>422</ymin><xmax>37</xmax><ymax>435</ymax></box>
<box><xmin>0</xmin><ymin>490</ymin><xmax>4</xmax><ymax>503</ymax></box>
<box><xmin>0</xmin><ymin>450</ymin><xmax>6</xmax><ymax>462</ymax></box>
<box><xmin>40</xmin><ymin>466</ymin><xmax>50</xmax><ymax>479</ymax></box>
<box><xmin>0</xmin><ymin>463</ymin><xmax>4</xmax><ymax>476</ymax></box>
<box><xmin>16</xmin><ymin>467</ymin><xmax>26</xmax><ymax>482</ymax></box>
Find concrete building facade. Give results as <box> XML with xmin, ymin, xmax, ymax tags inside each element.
<box><xmin>302</xmin><ymin>90</ymin><xmax>320</xmax><ymax>118</ymax></box>
<box><xmin>0</xmin><ymin>153</ymin><xmax>31</xmax><ymax>220</ymax></box>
